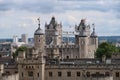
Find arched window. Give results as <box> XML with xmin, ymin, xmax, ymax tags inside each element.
<box><xmin>28</xmin><ymin>71</ymin><xmax>33</xmax><ymax>77</ymax></box>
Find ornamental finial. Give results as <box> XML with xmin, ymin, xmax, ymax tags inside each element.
<box><xmin>37</xmin><ymin>17</ymin><xmax>40</xmax><ymax>28</ymax></box>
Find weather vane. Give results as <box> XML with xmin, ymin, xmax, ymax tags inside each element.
<box><xmin>92</xmin><ymin>23</ymin><xmax>95</xmax><ymax>31</ymax></box>
<box><xmin>37</xmin><ymin>17</ymin><xmax>40</xmax><ymax>28</ymax></box>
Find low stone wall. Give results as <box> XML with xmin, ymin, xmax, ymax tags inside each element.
<box><xmin>85</xmin><ymin>76</ymin><xmax>113</xmax><ymax>80</ymax></box>
<box><xmin>0</xmin><ymin>73</ymin><xmax>18</xmax><ymax>80</ymax></box>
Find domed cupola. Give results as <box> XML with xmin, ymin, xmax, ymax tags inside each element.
<box><xmin>34</xmin><ymin>18</ymin><xmax>45</xmax><ymax>49</ymax></box>
<box><xmin>34</xmin><ymin>18</ymin><xmax>44</xmax><ymax>35</ymax></box>
<box><xmin>34</xmin><ymin>26</ymin><xmax>43</xmax><ymax>35</ymax></box>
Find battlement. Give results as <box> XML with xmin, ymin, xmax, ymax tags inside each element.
<box><xmin>46</xmin><ymin>63</ymin><xmax>120</xmax><ymax>69</ymax></box>
<box><xmin>18</xmin><ymin>58</ymin><xmax>43</xmax><ymax>64</ymax></box>
<box><xmin>80</xmin><ymin>77</ymin><xmax>113</xmax><ymax>80</ymax></box>
<box><xmin>45</xmin><ymin>44</ymin><xmax>79</xmax><ymax>49</ymax></box>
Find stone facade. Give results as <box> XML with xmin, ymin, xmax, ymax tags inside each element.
<box><xmin>0</xmin><ymin>73</ymin><xmax>18</xmax><ymax>80</ymax></box>
<box><xmin>0</xmin><ymin>64</ymin><xmax>4</xmax><ymax>77</ymax></box>
<box><xmin>0</xmin><ymin>42</ymin><xmax>12</xmax><ymax>57</ymax></box>
<box><xmin>45</xmin><ymin>17</ymin><xmax>98</xmax><ymax>59</ymax></box>
<box><xmin>45</xmin><ymin>17</ymin><xmax>62</xmax><ymax>45</ymax></box>
<box><xmin>17</xmin><ymin>17</ymin><xmax>120</xmax><ymax>80</ymax></box>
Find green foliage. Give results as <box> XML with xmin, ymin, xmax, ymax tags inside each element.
<box><xmin>13</xmin><ymin>46</ymin><xmax>27</xmax><ymax>58</ymax></box>
<box><xmin>95</xmin><ymin>42</ymin><xmax>119</xmax><ymax>58</ymax></box>
<box><xmin>117</xmin><ymin>47</ymin><xmax>120</xmax><ymax>53</ymax></box>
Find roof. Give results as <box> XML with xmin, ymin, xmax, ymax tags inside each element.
<box><xmin>34</xmin><ymin>27</ymin><xmax>44</xmax><ymax>35</ymax></box>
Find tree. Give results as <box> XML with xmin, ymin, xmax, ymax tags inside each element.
<box><xmin>95</xmin><ymin>42</ymin><xmax>119</xmax><ymax>59</ymax></box>
<box><xmin>13</xmin><ymin>46</ymin><xmax>27</xmax><ymax>58</ymax></box>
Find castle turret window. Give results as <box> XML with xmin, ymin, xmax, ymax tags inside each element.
<box><xmin>47</xmin><ymin>26</ymin><xmax>49</xmax><ymax>29</ymax></box>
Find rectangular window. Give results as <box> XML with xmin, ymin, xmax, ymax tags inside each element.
<box><xmin>22</xmin><ymin>65</ymin><xmax>23</xmax><ymax>68</ymax></box>
<box><xmin>28</xmin><ymin>71</ymin><xmax>33</xmax><ymax>77</ymax></box>
<box><xmin>86</xmin><ymin>72</ymin><xmax>90</xmax><ymax>77</ymax></box>
<box><xmin>66</xmin><ymin>56</ymin><xmax>69</xmax><ymax>59</ymax></box>
<box><xmin>67</xmin><ymin>72</ymin><xmax>71</xmax><ymax>77</ymax></box>
<box><xmin>77</xmin><ymin>72</ymin><xmax>80</xmax><ymax>77</ymax></box>
<box><xmin>38</xmin><ymin>73</ymin><xmax>39</xmax><ymax>77</ymax></box>
<box><xmin>49</xmin><ymin>72</ymin><xmax>52</xmax><ymax>77</ymax></box>
<box><xmin>22</xmin><ymin>72</ymin><xmax>23</xmax><ymax>77</ymax></box>
<box><xmin>6</xmin><ymin>71</ymin><xmax>10</xmax><ymax>74</ymax></box>
<box><xmin>96</xmin><ymin>72</ymin><xmax>100</xmax><ymax>77</ymax></box>
<box><xmin>15</xmin><ymin>71</ymin><xmax>18</xmax><ymax>73</ymax></box>
<box><xmin>116</xmin><ymin>72</ymin><xmax>119</xmax><ymax>77</ymax></box>
<box><xmin>58</xmin><ymin>72</ymin><xmax>62</xmax><ymax>77</ymax></box>
<box><xmin>105</xmin><ymin>72</ymin><xmax>110</xmax><ymax>76</ymax></box>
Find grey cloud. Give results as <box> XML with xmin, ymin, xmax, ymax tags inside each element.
<box><xmin>110</xmin><ymin>2</ymin><xmax>120</xmax><ymax>19</ymax></box>
<box><xmin>0</xmin><ymin>0</ymin><xmax>14</xmax><ymax>11</ymax></box>
<box><xmin>0</xmin><ymin>0</ymin><xmax>120</xmax><ymax>16</ymax></box>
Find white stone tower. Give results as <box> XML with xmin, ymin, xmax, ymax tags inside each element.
<box><xmin>34</xmin><ymin>18</ymin><xmax>45</xmax><ymax>50</ymax></box>
<box><xmin>90</xmin><ymin>24</ymin><xmax>98</xmax><ymax>54</ymax></box>
<box><xmin>34</xmin><ymin>18</ymin><xmax>45</xmax><ymax>80</ymax></box>
<box><xmin>75</xmin><ymin>19</ymin><xmax>91</xmax><ymax>58</ymax></box>
<box><xmin>18</xmin><ymin>18</ymin><xmax>45</xmax><ymax>80</ymax></box>
<box><xmin>45</xmin><ymin>16</ymin><xmax>62</xmax><ymax>45</ymax></box>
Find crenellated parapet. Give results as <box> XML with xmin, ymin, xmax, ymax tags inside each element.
<box><xmin>18</xmin><ymin>58</ymin><xmax>44</xmax><ymax>64</ymax></box>
<box><xmin>45</xmin><ymin>44</ymin><xmax>79</xmax><ymax>49</ymax></box>
<box><xmin>45</xmin><ymin>64</ymin><xmax>116</xmax><ymax>69</ymax></box>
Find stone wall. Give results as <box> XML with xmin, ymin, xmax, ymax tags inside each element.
<box><xmin>45</xmin><ymin>64</ymin><xmax>120</xmax><ymax>80</ymax></box>
<box><xmin>0</xmin><ymin>74</ymin><xmax>18</xmax><ymax>80</ymax></box>
<box><xmin>85</xmin><ymin>77</ymin><xmax>113</xmax><ymax>80</ymax></box>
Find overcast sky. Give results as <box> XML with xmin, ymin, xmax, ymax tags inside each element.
<box><xmin>0</xmin><ymin>0</ymin><xmax>120</xmax><ymax>38</ymax></box>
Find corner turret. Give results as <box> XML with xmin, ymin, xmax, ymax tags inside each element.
<box><xmin>75</xmin><ymin>19</ymin><xmax>90</xmax><ymax>37</ymax></box>
<box><xmin>91</xmin><ymin>24</ymin><xmax>97</xmax><ymax>37</ymax></box>
<box><xmin>34</xmin><ymin>18</ymin><xmax>45</xmax><ymax>50</ymax></box>
<box><xmin>45</xmin><ymin>16</ymin><xmax>62</xmax><ymax>45</ymax></box>
<box><xmin>75</xmin><ymin>19</ymin><xmax>98</xmax><ymax>58</ymax></box>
